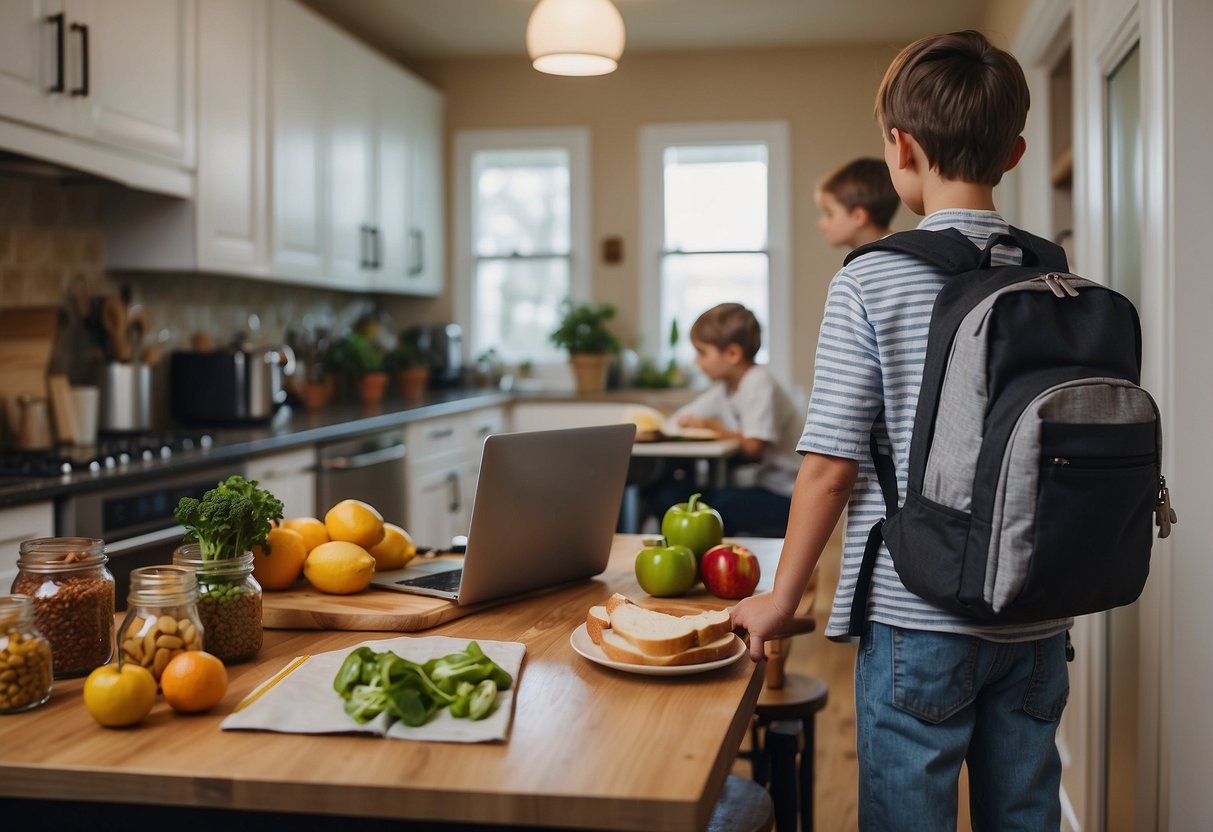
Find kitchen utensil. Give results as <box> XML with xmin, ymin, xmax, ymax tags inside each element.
<box><xmin>100</xmin><ymin>362</ymin><xmax>150</xmax><ymax>432</ymax></box>
<box><xmin>100</xmin><ymin>296</ymin><xmax>131</xmax><ymax>363</ymax></box>
<box><xmin>46</xmin><ymin>375</ymin><xmax>78</xmax><ymax>445</ymax></box>
<box><xmin>126</xmin><ymin>305</ymin><xmax>147</xmax><ymax>363</ymax></box>
<box><xmin>14</xmin><ymin>396</ymin><xmax>53</xmax><ymax>452</ymax></box>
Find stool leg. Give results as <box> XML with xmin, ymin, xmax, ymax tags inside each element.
<box><xmin>751</xmin><ymin>717</ymin><xmax>770</xmax><ymax>786</ymax></box>
<box><xmin>765</xmin><ymin>720</ymin><xmax>800</xmax><ymax>832</ymax></box>
<box><xmin>800</xmin><ymin>714</ymin><xmax>815</xmax><ymax>832</ymax></box>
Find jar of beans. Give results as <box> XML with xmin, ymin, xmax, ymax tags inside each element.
<box><xmin>11</xmin><ymin>537</ymin><xmax>114</xmax><ymax>678</ymax></box>
<box><xmin>172</xmin><ymin>545</ymin><xmax>262</xmax><ymax>664</ymax></box>
<box><xmin>0</xmin><ymin>595</ymin><xmax>54</xmax><ymax>713</ymax></box>
<box><xmin>116</xmin><ymin>566</ymin><xmax>204</xmax><ymax>683</ymax></box>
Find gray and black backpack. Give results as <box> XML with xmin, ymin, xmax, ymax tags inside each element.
<box><xmin>844</xmin><ymin>227</ymin><xmax>1176</xmax><ymax>635</ymax></box>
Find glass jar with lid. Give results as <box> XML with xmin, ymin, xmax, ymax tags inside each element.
<box><xmin>172</xmin><ymin>544</ymin><xmax>262</xmax><ymax>664</ymax></box>
<box><xmin>11</xmin><ymin>537</ymin><xmax>114</xmax><ymax>678</ymax></box>
<box><xmin>0</xmin><ymin>595</ymin><xmax>54</xmax><ymax>713</ymax></box>
<box><xmin>116</xmin><ymin>565</ymin><xmax>204</xmax><ymax>683</ymax></box>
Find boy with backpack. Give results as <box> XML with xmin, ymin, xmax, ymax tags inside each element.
<box><xmin>815</xmin><ymin>156</ymin><xmax>900</xmax><ymax>250</ymax></box>
<box><xmin>732</xmin><ymin>30</ymin><xmax>1171</xmax><ymax>829</ymax></box>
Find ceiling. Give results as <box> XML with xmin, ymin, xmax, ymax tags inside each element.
<box><xmin>299</xmin><ymin>0</ymin><xmax>991</xmax><ymax>66</ymax></box>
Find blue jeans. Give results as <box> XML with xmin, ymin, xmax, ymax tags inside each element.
<box><xmin>855</xmin><ymin>623</ymin><xmax>1069</xmax><ymax>831</ymax></box>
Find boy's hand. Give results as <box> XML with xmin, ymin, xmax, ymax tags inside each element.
<box><xmin>676</xmin><ymin>414</ymin><xmax>707</xmax><ymax>428</ymax></box>
<box><xmin>729</xmin><ymin>593</ymin><xmax>796</xmax><ymax>662</ymax></box>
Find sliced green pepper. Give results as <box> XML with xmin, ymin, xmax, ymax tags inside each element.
<box><xmin>467</xmin><ymin>679</ymin><xmax>498</xmax><ymax>720</ymax></box>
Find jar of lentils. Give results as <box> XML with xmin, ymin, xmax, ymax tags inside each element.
<box><xmin>11</xmin><ymin>537</ymin><xmax>114</xmax><ymax>678</ymax></box>
<box><xmin>116</xmin><ymin>566</ymin><xmax>204</xmax><ymax>683</ymax></box>
<box><xmin>172</xmin><ymin>544</ymin><xmax>262</xmax><ymax>664</ymax></box>
<box><xmin>0</xmin><ymin>595</ymin><xmax>54</xmax><ymax>713</ymax></box>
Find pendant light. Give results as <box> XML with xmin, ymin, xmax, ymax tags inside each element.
<box><xmin>526</xmin><ymin>0</ymin><xmax>626</xmax><ymax>77</ymax></box>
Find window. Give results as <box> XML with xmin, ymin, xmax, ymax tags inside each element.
<box><xmin>454</xmin><ymin>129</ymin><xmax>590</xmax><ymax>365</ymax></box>
<box><xmin>640</xmin><ymin>122</ymin><xmax>791</xmax><ymax>384</ymax></box>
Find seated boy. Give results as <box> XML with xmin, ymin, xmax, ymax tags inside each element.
<box><xmin>646</xmin><ymin>303</ymin><xmax>802</xmax><ymax>537</ymax></box>
<box><xmin>815</xmin><ymin>156</ymin><xmax>900</xmax><ymax>249</ymax></box>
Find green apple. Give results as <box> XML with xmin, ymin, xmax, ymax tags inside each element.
<box><xmin>661</xmin><ymin>492</ymin><xmax>724</xmax><ymax>561</ymax></box>
<box><xmin>634</xmin><ymin>538</ymin><xmax>697</xmax><ymax>597</ymax></box>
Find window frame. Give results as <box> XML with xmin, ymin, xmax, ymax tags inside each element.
<box><xmin>453</xmin><ymin>127</ymin><xmax>592</xmax><ymax>365</ymax></box>
<box><xmin>638</xmin><ymin>121</ymin><xmax>792</xmax><ymax>385</ymax></box>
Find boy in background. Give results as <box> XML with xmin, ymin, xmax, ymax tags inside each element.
<box><xmin>815</xmin><ymin>157</ymin><xmax>900</xmax><ymax>250</ymax></box>
<box><xmin>732</xmin><ymin>31</ymin><xmax>1071</xmax><ymax>830</ymax></box>
<box><xmin>647</xmin><ymin>303</ymin><xmax>801</xmax><ymax>537</ymax></box>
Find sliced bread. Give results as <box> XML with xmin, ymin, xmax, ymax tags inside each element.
<box><xmin>607</xmin><ymin>603</ymin><xmax>732</xmax><ymax>657</ymax></box>
<box><xmin>599</xmin><ymin>630</ymin><xmax>738</xmax><ymax>667</ymax></box>
<box><xmin>586</xmin><ymin>605</ymin><xmax>611</xmax><ymax>645</ymax></box>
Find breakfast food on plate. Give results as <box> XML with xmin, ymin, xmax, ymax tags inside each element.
<box><xmin>586</xmin><ymin>593</ymin><xmax>736</xmax><ymax>666</ymax></box>
<box><xmin>624</xmin><ymin>406</ymin><xmax>666</xmax><ymax>438</ymax></box>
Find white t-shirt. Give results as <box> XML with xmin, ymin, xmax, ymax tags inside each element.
<box><xmin>671</xmin><ymin>365</ymin><xmax>802</xmax><ymax>497</ymax></box>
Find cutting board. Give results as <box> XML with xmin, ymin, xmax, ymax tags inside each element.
<box><xmin>0</xmin><ymin>307</ymin><xmax>58</xmax><ymax>435</ymax></box>
<box><xmin>261</xmin><ymin>583</ymin><xmax>505</xmax><ymax>632</ymax></box>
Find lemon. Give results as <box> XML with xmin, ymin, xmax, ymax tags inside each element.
<box><xmin>324</xmin><ymin>499</ymin><xmax>386</xmax><ymax>549</ymax></box>
<box><xmin>304</xmin><ymin>540</ymin><xmax>376</xmax><ymax>594</ymax></box>
<box><xmin>280</xmin><ymin>516</ymin><xmax>330</xmax><ymax>553</ymax></box>
<box><xmin>367</xmin><ymin>523</ymin><xmax>417</xmax><ymax>571</ymax></box>
<box><xmin>83</xmin><ymin>663</ymin><xmax>157</xmax><ymax>727</ymax></box>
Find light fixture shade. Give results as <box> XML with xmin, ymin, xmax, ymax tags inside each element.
<box><xmin>526</xmin><ymin>0</ymin><xmax>626</xmax><ymax>77</ymax></box>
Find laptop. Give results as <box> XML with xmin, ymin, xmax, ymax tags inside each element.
<box><xmin>370</xmin><ymin>423</ymin><xmax>636</xmax><ymax>605</ymax></box>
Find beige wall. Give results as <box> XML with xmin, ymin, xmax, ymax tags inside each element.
<box><xmin>981</xmin><ymin>0</ymin><xmax>1032</xmax><ymax>51</ymax></box>
<box><xmin>414</xmin><ymin>44</ymin><xmax>910</xmax><ymax>391</ymax></box>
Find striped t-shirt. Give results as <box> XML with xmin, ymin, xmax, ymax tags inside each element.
<box><xmin>799</xmin><ymin>208</ymin><xmax>1072</xmax><ymax>642</ymax></box>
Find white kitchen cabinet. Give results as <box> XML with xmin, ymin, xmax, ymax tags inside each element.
<box><xmin>246</xmin><ymin>446</ymin><xmax>316</xmax><ymax>519</ymax></box>
<box><xmin>325</xmin><ymin>32</ymin><xmax>376</xmax><ymax>290</ymax></box>
<box><xmin>0</xmin><ymin>502</ymin><xmax>55</xmax><ymax>592</ymax></box>
<box><xmin>0</xmin><ymin>0</ymin><xmax>194</xmax><ymax>195</ymax></box>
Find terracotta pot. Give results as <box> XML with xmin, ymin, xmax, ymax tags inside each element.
<box><xmin>569</xmin><ymin>353</ymin><xmax>610</xmax><ymax>396</ymax></box>
<box><xmin>356</xmin><ymin>372</ymin><xmax>389</xmax><ymax>405</ymax></box>
<box><xmin>396</xmin><ymin>367</ymin><xmax>429</xmax><ymax>402</ymax></box>
<box><xmin>301</xmin><ymin>382</ymin><xmax>331</xmax><ymax>411</ymax></box>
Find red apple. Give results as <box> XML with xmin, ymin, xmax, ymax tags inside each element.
<box><xmin>700</xmin><ymin>543</ymin><xmax>761</xmax><ymax>599</ymax></box>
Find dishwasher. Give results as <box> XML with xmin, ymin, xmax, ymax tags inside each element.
<box><xmin>316</xmin><ymin>430</ymin><xmax>408</xmax><ymax>525</ymax></box>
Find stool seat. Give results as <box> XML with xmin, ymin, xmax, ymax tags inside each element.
<box><xmin>757</xmin><ymin>672</ymin><xmax>829</xmax><ymax>717</ymax></box>
<box><xmin>707</xmin><ymin>774</ymin><xmax>775</xmax><ymax>832</ymax></box>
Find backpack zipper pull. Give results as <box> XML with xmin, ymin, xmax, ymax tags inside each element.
<box><xmin>1156</xmin><ymin>475</ymin><xmax>1178</xmax><ymax>538</ymax></box>
<box><xmin>1038</xmin><ymin>274</ymin><xmax>1067</xmax><ymax>298</ymax></box>
<box><xmin>1055</xmin><ymin>274</ymin><xmax>1079</xmax><ymax>297</ymax></box>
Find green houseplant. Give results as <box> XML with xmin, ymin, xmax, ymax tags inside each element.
<box><xmin>333</xmin><ymin>331</ymin><xmax>388</xmax><ymax>405</ymax></box>
<box><xmin>385</xmin><ymin>336</ymin><xmax>429</xmax><ymax>402</ymax></box>
<box><xmin>550</xmin><ymin>301</ymin><xmax>621</xmax><ymax>395</ymax></box>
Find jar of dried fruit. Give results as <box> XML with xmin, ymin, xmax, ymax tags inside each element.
<box><xmin>11</xmin><ymin>537</ymin><xmax>114</xmax><ymax>678</ymax></box>
<box><xmin>0</xmin><ymin>595</ymin><xmax>53</xmax><ymax>713</ymax></box>
<box><xmin>172</xmin><ymin>544</ymin><xmax>262</xmax><ymax>664</ymax></box>
<box><xmin>116</xmin><ymin>565</ymin><xmax>204</xmax><ymax>683</ymax></box>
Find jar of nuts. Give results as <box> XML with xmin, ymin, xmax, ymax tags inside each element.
<box><xmin>0</xmin><ymin>595</ymin><xmax>54</xmax><ymax>713</ymax></box>
<box><xmin>11</xmin><ymin>537</ymin><xmax>114</xmax><ymax>678</ymax></box>
<box><xmin>172</xmin><ymin>545</ymin><xmax>262</xmax><ymax>664</ymax></box>
<box><xmin>116</xmin><ymin>566</ymin><xmax>204</xmax><ymax>683</ymax></box>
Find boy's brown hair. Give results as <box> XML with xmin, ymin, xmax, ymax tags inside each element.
<box><xmin>875</xmin><ymin>30</ymin><xmax>1029</xmax><ymax>186</ymax></box>
<box><xmin>818</xmin><ymin>158</ymin><xmax>900</xmax><ymax>228</ymax></box>
<box><xmin>690</xmin><ymin>303</ymin><xmax>761</xmax><ymax>361</ymax></box>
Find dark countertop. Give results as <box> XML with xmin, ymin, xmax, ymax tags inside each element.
<box><xmin>0</xmin><ymin>388</ymin><xmax>513</xmax><ymax>508</ymax></box>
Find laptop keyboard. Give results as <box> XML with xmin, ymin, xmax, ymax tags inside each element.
<box><xmin>395</xmin><ymin>569</ymin><xmax>463</xmax><ymax>592</ymax></box>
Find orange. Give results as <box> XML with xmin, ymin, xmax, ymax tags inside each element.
<box><xmin>160</xmin><ymin>651</ymin><xmax>229</xmax><ymax>714</ymax></box>
<box><xmin>367</xmin><ymin>523</ymin><xmax>417</xmax><ymax>571</ymax></box>
<box><xmin>252</xmin><ymin>526</ymin><xmax>309</xmax><ymax>591</ymax></box>
<box><xmin>281</xmin><ymin>516</ymin><xmax>330</xmax><ymax>553</ymax></box>
<box><xmin>303</xmin><ymin>541</ymin><xmax>376</xmax><ymax>594</ymax></box>
<box><xmin>324</xmin><ymin>499</ymin><xmax>385</xmax><ymax>549</ymax></box>
<box><xmin>82</xmin><ymin>662</ymin><xmax>157</xmax><ymax>727</ymax></box>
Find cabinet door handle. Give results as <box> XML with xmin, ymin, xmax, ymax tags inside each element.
<box><xmin>46</xmin><ymin>13</ymin><xmax>65</xmax><ymax>93</ymax></box>
<box><xmin>408</xmin><ymin>228</ymin><xmax>424</xmax><ymax>276</ymax></box>
<box><xmin>446</xmin><ymin>471</ymin><xmax>460</xmax><ymax>513</ymax></box>
<box><xmin>427</xmin><ymin>426</ymin><xmax>454</xmax><ymax>441</ymax></box>
<box><xmin>359</xmin><ymin>224</ymin><xmax>371</xmax><ymax>269</ymax></box>
<box><xmin>321</xmin><ymin>443</ymin><xmax>406</xmax><ymax>470</ymax></box>
<box><xmin>69</xmin><ymin>22</ymin><xmax>89</xmax><ymax>97</ymax></box>
<box><xmin>372</xmin><ymin>226</ymin><xmax>382</xmax><ymax>269</ymax></box>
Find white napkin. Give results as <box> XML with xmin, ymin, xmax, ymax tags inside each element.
<box><xmin>220</xmin><ymin>635</ymin><xmax>526</xmax><ymax>743</ymax></box>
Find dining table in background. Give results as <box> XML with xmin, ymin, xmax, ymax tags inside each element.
<box><xmin>621</xmin><ymin>436</ymin><xmax>741</xmax><ymax>533</ymax></box>
<box><xmin>0</xmin><ymin>534</ymin><xmax>808</xmax><ymax>832</ymax></box>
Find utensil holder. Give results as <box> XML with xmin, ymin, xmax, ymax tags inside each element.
<box><xmin>100</xmin><ymin>363</ymin><xmax>150</xmax><ymax>432</ymax></box>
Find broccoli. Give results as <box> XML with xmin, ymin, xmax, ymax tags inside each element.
<box><xmin>174</xmin><ymin>475</ymin><xmax>284</xmax><ymax>560</ymax></box>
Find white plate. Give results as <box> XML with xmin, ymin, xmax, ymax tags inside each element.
<box><xmin>569</xmin><ymin>624</ymin><xmax>747</xmax><ymax>676</ymax></box>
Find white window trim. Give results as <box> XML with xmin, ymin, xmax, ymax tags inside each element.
<box><xmin>453</xmin><ymin>127</ymin><xmax>592</xmax><ymax>364</ymax></box>
<box><xmin>638</xmin><ymin>121</ymin><xmax>792</xmax><ymax>386</ymax></box>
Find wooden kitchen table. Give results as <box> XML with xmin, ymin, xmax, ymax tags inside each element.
<box><xmin>0</xmin><ymin>535</ymin><xmax>808</xmax><ymax>832</ymax></box>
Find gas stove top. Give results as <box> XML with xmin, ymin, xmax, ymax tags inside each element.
<box><xmin>0</xmin><ymin>432</ymin><xmax>215</xmax><ymax>477</ymax></box>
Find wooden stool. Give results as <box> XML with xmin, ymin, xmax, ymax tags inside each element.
<box><xmin>707</xmin><ymin>774</ymin><xmax>775</xmax><ymax>832</ymax></box>
<box><xmin>750</xmin><ymin>673</ymin><xmax>829</xmax><ymax>832</ymax></box>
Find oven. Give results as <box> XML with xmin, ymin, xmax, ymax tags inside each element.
<box><xmin>55</xmin><ymin>461</ymin><xmax>245</xmax><ymax>609</ymax></box>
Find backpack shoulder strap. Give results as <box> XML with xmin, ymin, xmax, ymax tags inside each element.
<box><xmin>843</xmin><ymin>228</ymin><xmax>981</xmax><ymax>274</ymax></box>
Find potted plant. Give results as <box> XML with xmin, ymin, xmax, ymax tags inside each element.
<box><xmin>549</xmin><ymin>301</ymin><xmax>621</xmax><ymax>395</ymax></box>
<box><xmin>385</xmin><ymin>336</ymin><xmax>429</xmax><ymax>403</ymax></box>
<box><xmin>333</xmin><ymin>331</ymin><xmax>388</xmax><ymax>405</ymax></box>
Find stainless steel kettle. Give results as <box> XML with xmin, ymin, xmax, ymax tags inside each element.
<box><xmin>246</xmin><ymin>345</ymin><xmax>296</xmax><ymax>419</ymax></box>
